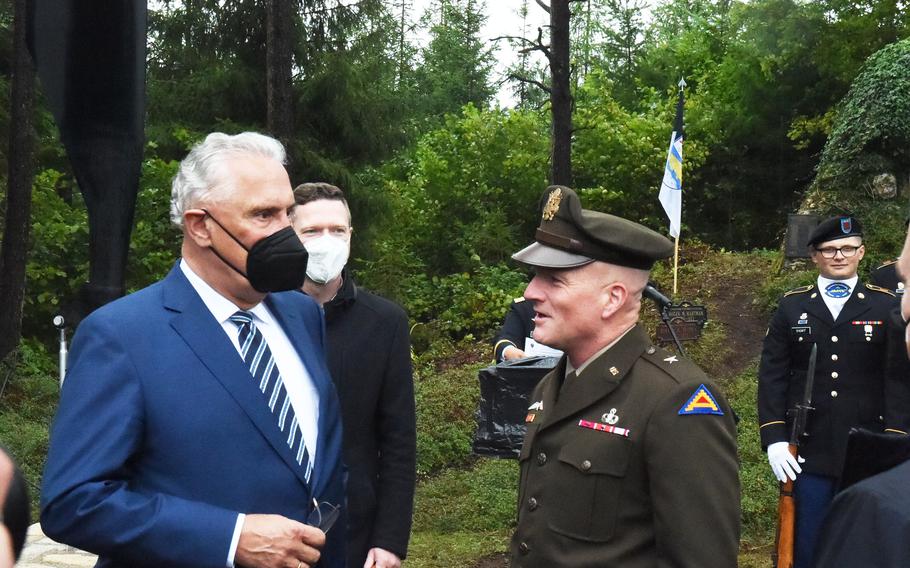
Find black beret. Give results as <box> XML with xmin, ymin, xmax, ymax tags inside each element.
<box><xmin>807</xmin><ymin>215</ymin><xmax>863</xmax><ymax>247</ymax></box>
<box><xmin>512</xmin><ymin>186</ymin><xmax>674</xmax><ymax>270</ymax></box>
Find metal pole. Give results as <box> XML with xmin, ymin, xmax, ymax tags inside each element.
<box><xmin>53</xmin><ymin>315</ymin><xmax>67</xmax><ymax>385</ymax></box>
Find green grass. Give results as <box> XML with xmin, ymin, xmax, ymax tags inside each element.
<box><xmin>414</xmin><ymin>362</ymin><xmax>484</xmax><ymax>476</ymax></box>
<box><xmin>730</xmin><ymin>363</ymin><xmax>778</xmax><ymax>550</ymax></box>
<box><xmin>408</xmin><ymin>458</ymin><xmax>517</xmax><ymax>567</ymax></box>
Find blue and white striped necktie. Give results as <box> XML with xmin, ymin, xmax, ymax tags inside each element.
<box><xmin>229</xmin><ymin>311</ymin><xmax>312</xmax><ymax>481</ymax></box>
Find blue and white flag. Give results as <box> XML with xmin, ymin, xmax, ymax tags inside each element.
<box><xmin>659</xmin><ymin>86</ymin><xmax>685</xmax><ymax>238</ymax></box>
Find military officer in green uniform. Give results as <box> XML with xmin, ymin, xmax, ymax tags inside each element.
<box><xmin>509</xmin><ymin>186</ymin><xmax>740</xmax><ymax>568</ymax></box>
<box><xmin>758</xmin><ymin>215</ymin><xmax>910</xmax><ymax>568</ymax></box>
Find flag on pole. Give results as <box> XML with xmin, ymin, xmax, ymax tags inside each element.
<box><xmin>659</xmin><ymin>82</ymin><xmax>685</xmax><ymax>238</ymax></box>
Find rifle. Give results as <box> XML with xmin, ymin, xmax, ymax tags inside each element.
<box><xmin>773</xmin><ymin>343</ymin><xmax>817</xmax><ymax>568</ymax></box>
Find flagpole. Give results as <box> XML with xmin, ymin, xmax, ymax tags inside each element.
<box><xmin>672</xmin><ymin>77</ymin><xmax>685</xmax><ymax>297</ymax></box>
<box><xmin>673</xmin><ymin>236</ymin><xmax>679</xmax><ymax>295</ymax></box>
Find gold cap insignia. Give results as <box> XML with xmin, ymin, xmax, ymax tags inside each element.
<box><xmin>542</xmin><ymin>188</ymin><xmax>562</xmax><ymax>221</ymax></box>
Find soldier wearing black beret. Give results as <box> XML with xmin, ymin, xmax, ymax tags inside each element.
<box><xmin>758</xmin><ymin>214</ymin><xmax>910</xmax><ymax>568</ymax></box>
<box><xmin>509</xmin><ymin>186</ymin><xmax>740</xmax><ymax>568</ymax></box>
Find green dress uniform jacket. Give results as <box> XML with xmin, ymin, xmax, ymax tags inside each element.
<box><xmin>758</xmin><ymin>282</ymin><xmax>910</xmax><ymax>477</ymax></box>
<box><xmin>510</xmin><ymin>325</ymin><xmax>740</xmax><ymax>568</ymax></box>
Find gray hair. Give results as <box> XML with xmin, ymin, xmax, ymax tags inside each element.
<box><xmin>169</xmin><ymin>132</ymin><xmax>287</xmax><ymax>229</ymax></box>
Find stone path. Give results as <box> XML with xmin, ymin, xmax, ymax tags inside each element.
<box><xmin>18</xmin><ymin>524</ymin><xmax>97</xmax><ymax>568</ymax></box>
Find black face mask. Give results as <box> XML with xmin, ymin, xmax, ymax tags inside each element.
<box><xmin>202</xmin><ymin>210</ymin><xmax>309</xmax><ymax>293</ymax></box>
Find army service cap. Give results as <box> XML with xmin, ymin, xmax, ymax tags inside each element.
<box><xmin>512</xmin><ymin>185</ymin><xmax>674</xmax><ymax>270</ymax></box>
<box><xmin>807</xmin><ymin>215</ymin><xmax>863</xmax><ymax>248</ymax></box>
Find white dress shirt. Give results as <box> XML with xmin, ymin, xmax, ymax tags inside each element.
<box><xmin>180</xmin><ymin>260</ymin><xmax>320</xmax><ymax>566</ymax></box>
<box><xmin>818</xmin><ymin>275</ymin><xmax>858</xmax><ymax>321</ymax></box>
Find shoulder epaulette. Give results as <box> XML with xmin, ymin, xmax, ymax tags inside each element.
<box><xmin>876</xmin><ymin>258</ymin><xmax>898</xmax><ymax>269</ymax></box>
<box><xmin>865</xmin><ymin>283</ymin><xmax>896</xmax><ymax>297</ymax></box>
<box><xmin>641</xmin><ymin>344</ymin><xmax>707</xmax><ymax>385</ymax></box>
<box><xmin>783</xmin><ymin>284</ymin><xmax>814</xmax><ymax>297</ymax></box>
<box><xmin>514</xmin><ymin>297</ymin><xmax>526</xmax><ymax>303</ymax></box>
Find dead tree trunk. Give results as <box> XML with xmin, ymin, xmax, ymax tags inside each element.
<box><xmin>0</xmin><ymin>0</ymin><xmax>36</xmax><ymax>361</ymax></box>
<box><xmin>549</xmin><ymin>0</ymin><xmax>573</xmax><ymax>186</ymax></box>
<box><xmin>266</xmin><ymin>0</ymin><xmax>295</xmax><ymax>147</ymax></box>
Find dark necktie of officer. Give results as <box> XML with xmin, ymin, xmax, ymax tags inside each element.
<box><xmin>229</xmin><ymin>311</ymin><xmax>312</xmax><ymax>481</ymax></box>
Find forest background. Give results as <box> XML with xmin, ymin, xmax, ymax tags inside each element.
<box><xmin>1</xmin><ymin>1</ymin><xmax>909</xmax><ymax>566</ymax></box>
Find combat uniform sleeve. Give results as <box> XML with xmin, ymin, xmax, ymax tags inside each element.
<box><xmin>493</xmin><ymin>300</ymin><xmax>533</xmax><ymax>361</ymax></box>
<box><xmin>758</xmin><ymin>304</ymin><xmax>792</xmax><ymax>448</ymax></box>
<box><xmin>644</xmin><ymin>381</ymin><xmax>740</xmax><ymax>568</ymax></box>
<box><xmin>370</xmin><ymin>308</ymin><xmax>417</xmax><ymax>558</ymax></box>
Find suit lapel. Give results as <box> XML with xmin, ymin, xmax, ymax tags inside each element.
<box><xmin>266</xmin><ymin>293</ymin><xmax>335</xmax><ymax>496</ymax></box>
<box><xmin>162</xmin><ymin>267</ymin><xmax>312</xmax><ymax>494</ymax></box>
<box><xmin>540</xmin><ymin>326</ymin><xmax>648</xmax><ymax>431</ymax></box>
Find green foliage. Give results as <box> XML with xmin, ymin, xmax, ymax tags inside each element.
<box><xmin>573</xmin><ymin>73</ymin><xmax>710</xmax><ymax>233</ymax></box>
<box><xmin>415</xmin><ymin>0</ymin><xmax>495</xmax><ymax>121</ymax></box>
<box><xmin>414</xmin><ymin>364</ymin><xmax>483</xmax><ymax>476</ymax></box>
<box><xmin>127</xmin><ymin>158</ymin><xmax>182</xmax><ymax>290</ymax></box>
<box><xmin>408</xmin><ymin>458</ymin><xmax>516</xmax><ymax>567</ymax></box>
<box><xmin>814</xmin><ymin>37</ymin><xmax>910</xmax><ymax>192</ymax></box>
<box><xmin>0</xmin><ymin>340</ymin><xmax>60</xmax><ymax>519</ymax></box>
<box><xmin>381</xmin><ymin>106</ymin><xmax>548</xmax><ymax>275</ymax></box>
<box><xmin>730</xmin><ymin>364</ymin><xmax>778</xmax><ymax>547</ymax></box>
<box><xmin>24</xmin><ymin>169</ymin><xmax>90</xmax><ymax>337</ymax></box>
<box><xmin>413</xmin><ymin>458</ymin><xmax>518</xmax><ymax>533</ymax></box>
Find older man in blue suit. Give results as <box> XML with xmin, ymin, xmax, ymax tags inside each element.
<box><xmin>41</xmin><ymin>132</ymin><xmax>345</xmax><ymax>568</ymax></box>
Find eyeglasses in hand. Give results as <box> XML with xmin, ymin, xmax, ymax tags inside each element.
<box><xmin>306</xmin><ymin>499</ymin><xmax>340</xmax><ymax>534</ymax></box>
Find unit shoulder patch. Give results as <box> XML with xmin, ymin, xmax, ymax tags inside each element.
<box><xmin>865</xmin><ymin>283</ymin><xmax>896</xmax><ymax>297</ymax></box>
<box><xmin>678</xmin><ymin>384</ymin><xmax>724</xmax><ymax>416</ymax></box>
<box><xmin>783</xmin><ymin>284</ymin><xmax>814</xmax><ymax>297</ymax></box>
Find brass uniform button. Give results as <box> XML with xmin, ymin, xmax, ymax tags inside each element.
<box><xmin>581</xmin><ymin>460</ymin><xmax>592</xmax><ymax>471</ymax></box>
<box><xmin>528</xmin><ymin>497</ymin><xmax>538</xmax><ymax>511</ymax></box>
<box><xmin>519</xmin><ymin>542</ymin><xmax>530</xmax><ymax>555</ymax></box>
<box><xmin>537</xmin><ymin>452</ymin><xmax>547</xmax><ymax>466</ymax></box>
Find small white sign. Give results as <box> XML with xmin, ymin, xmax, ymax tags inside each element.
<box><xmin>524</xmin><ymin>337</ymin><xmax>563</xmax><ymax>358</ymax></box>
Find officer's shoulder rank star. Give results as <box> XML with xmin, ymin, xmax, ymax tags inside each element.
<box><xmin>663</xmin><ymin>355</ymin><xmax>678</xmax><ymax>364</ymax></box>
<box><xmin>678</xmin><ymin>384</ymin><xmax>724</xmax><ymax>416</ymax></box>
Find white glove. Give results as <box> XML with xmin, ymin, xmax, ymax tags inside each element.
<box><xmin>767</xmin><ymin>441</ymin><xmax>805</xmax><ymax>482</ymax></box>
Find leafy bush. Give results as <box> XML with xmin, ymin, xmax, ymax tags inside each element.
<box><xmin>126</xmin><ymin>158</ymin><xmax>182</xmax><ymax>290</ymax></box>
<box><xmin>814</xmin><ymin>37</ymin><xmax>910</xmax><ymax>192</ymax></box>
<box><xmin>24</xmin><ymin>169</ymin><xmax>90</xmax><ymax>338</ymax></box>
<box><xmin>414</xmin><ymin>364</ymin><xmax>483</xmax><ymax>477</ymax></box>
<box><xmin>0</xmin><ymin>340</ymin><xmax>61</xmax><ymax>519</ymax></box>
<box><xmin>360</xmin><ymin>106</ymin><xmax>547</xmax><ymax>282</ymax></box>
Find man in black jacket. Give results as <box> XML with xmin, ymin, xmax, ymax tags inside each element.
<box><xmin>291</xmin><ymin>183</ymin><xmax>416</xmax><ymax>568</ymax></box>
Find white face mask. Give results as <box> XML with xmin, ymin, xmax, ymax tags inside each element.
<box><xmin>303</xmin><ymin>235</ymin><xmax>350</xmax><ymax>284</ymax></box>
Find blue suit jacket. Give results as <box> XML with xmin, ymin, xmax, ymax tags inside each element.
<box><xmin>41</xmin><ymin>265</ymin><xmax>346</xmax><ymax>568</ymax></box>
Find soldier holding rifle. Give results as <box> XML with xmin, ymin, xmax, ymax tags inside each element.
<box><xmin>758</xmin><ymin>215</ymin><xmax>910</xmax><ymax>568</ymax></box>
